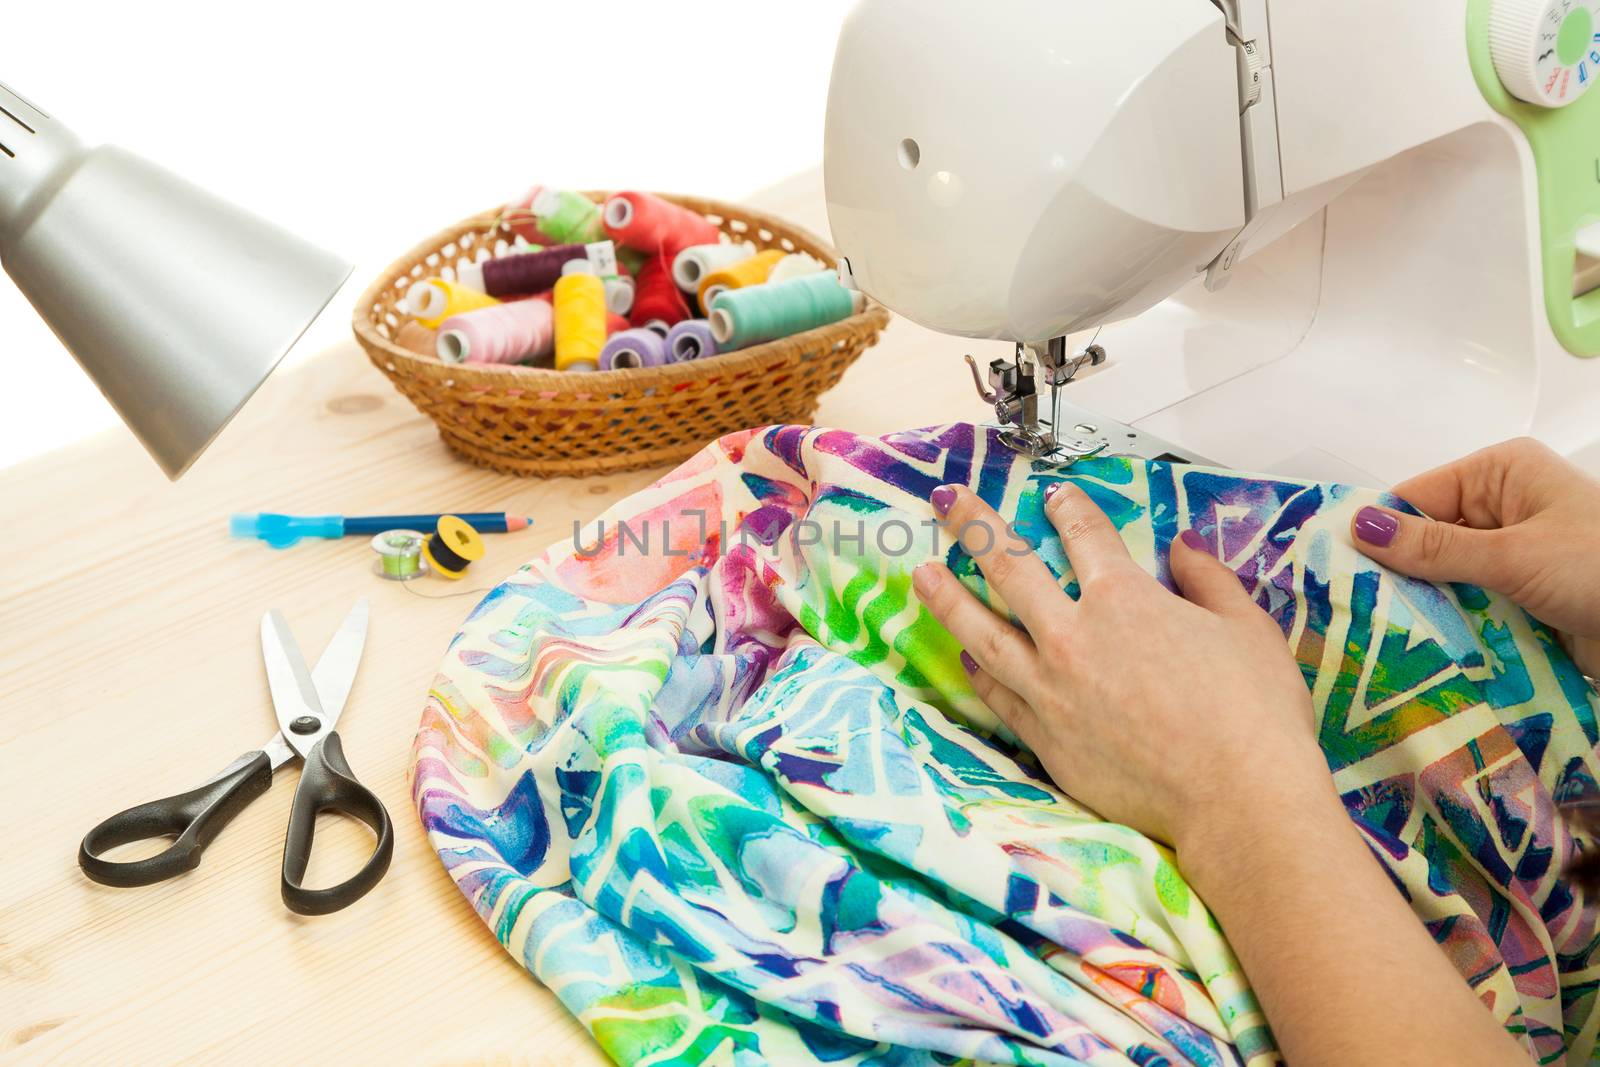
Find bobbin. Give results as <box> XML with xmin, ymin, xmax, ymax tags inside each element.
<box><xmin>371</xmin><ymin>530</ymin><xmax>428</xmax><ymax>581</ymax></box>
<box><xmin>422</xmin><ymin>515</ymin><xmax>485</xmax><ymax>580</ymax></box>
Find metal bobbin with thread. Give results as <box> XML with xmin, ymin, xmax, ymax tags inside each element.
<box><xmin>371</xmin><ymin>530</ymin><xmax>428</xmax><ymax>581</ymax></box>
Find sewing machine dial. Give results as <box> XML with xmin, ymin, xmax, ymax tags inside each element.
<box><xmin>1490</xmin><ymin>0</ymin><xmax>1600</xmax><ymax>106</ymax></box>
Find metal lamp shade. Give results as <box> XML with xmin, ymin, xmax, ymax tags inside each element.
<box><xmin>0</xmin><ymin>83</ymin><xmax>350</xmax><ymax>478</ymax></box>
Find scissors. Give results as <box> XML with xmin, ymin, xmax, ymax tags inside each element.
<box><xmin>79</xmin><ymin>599</ymin><xmax>393</xmax><ymax>915</ymax></box>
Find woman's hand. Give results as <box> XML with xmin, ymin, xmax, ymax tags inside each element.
<box><xmin>912</xmin><ymin>481</ymin><xmax>1337</xmax><ymax>859</ymax></box>
<box><xmin>1349</xmin><ymin>438</ymin><xmax>1600</xmax><ymax>676</ymax></box>
<box><xmin>914</xmin><ymin>480</ymin><xmax>1532</xmax><ymax>1066</ymax></box>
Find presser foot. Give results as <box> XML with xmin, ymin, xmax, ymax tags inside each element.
<box><xmin>963</xmin><ymin>341</ymin><xmax>1213</xmax><ymax>467</ymax></box>
<box><xmin>1011</xmin><ymin>400</ymin><xmax>1214</xmax><ymax>468</ymax></box>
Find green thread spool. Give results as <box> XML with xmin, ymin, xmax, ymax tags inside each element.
<box><xmin>708</xmin><ymin>270</ymin><xmax>861</xmax><ymax>350</ymax></box>
<box><xmin>531</xmin><ymin>189</ymin><xmax>606</xmax><ymax>245</ymax></box>
<box><xmin>371</xmin><ymin>529</ymin><xmax>427</xmax><ymax>581</ymax></box>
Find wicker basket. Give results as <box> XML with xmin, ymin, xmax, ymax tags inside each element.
<box><xmin>351</xmin><ymin>193</ymin><xmax>891</xmax><ymax>478</ymax></box>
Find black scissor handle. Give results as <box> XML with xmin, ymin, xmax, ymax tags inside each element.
<box><xmin>79</xmin><ymin>750</ymin><xmax>274</xmax><ymax>888</ymax></box>
<box><xmin>281</xmin><ymin>732</ymin><xmax>393</xmax><ymax>915</ymax></box>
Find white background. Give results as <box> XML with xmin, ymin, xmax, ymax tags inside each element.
<box><xmin>0</xmin><ymin>1</ymin><xmax>852</xmax><ymax>468</ymax></box>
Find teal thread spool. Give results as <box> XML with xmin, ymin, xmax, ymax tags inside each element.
<box><xmin>371</xmin><ymin>530</ymin><xmax>427</xmax><ymax>581</ymax></box>
<box><xmin>708</xmin><ymin>271</ymin><xmax>862</xmax><ymax>350</ymax></box>
<box><xmin>531</xmin><ymin>189</ymin><xmax>606</xmax><ymax>245</ymax></box>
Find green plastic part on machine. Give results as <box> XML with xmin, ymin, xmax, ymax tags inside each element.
<box><xmin>1467</xmin><ymin>0</ymin><xmax>1600</xmax><ymax>357</ymax></box>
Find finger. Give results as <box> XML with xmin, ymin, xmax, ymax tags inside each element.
<box><xmin>1043</xmin><ymin>481</ymin><xmax>1138</xmax><ymax>585</ymax></box>
<box><xmin>1349</xmin><ymin>503</ymin><xmax>1521</xmax><ymax>591</ymax></box>
<box><xmin>965</xmin><ymin>661</ymin><xmax>1040</xmax><ymax>745</ymax></box>
<box><xmin>1390</xmin><ymin>437</ymin><xmax>1557</xmax><ymax>528</ymax></box>
<box><xmin>932</xmin><ymin>484</ymin><xmax>1074</xmax><ymax>633</ymax></box>
<box><xmin>1170</xmin><ymin>530</ymin><xmax>1264</xmax><ymax>622</ymax></box>
<box><xmin>913</xmin><ymin>562</ymin><xmax>1043</xmax><ymax>694</ymax></box>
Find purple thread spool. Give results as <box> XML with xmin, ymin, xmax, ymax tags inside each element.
<box><xmin>599</xmin><ymin>327</ymin><xmax>668</xmax><ymax>371</ymax></box>
<box><xmin>460</xmin><ymin>245</ymin><xmax>589</xmax><ymax>297</ymax></box>
<box><xmin>665</xmin><ymin>319</ymin><xmax>718</xmax><ymax>362</ymax></box>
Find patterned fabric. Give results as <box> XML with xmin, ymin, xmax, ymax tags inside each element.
<box><xmin>412</xmin><ymin>423</ymin><xmax>1600</xmax><ymax>1066</ymax></box>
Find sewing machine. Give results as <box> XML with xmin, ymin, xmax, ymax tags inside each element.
<box><xmin>824</xmin><ymin>0</ymin><xmax>1600</xmax><ymax>486</ymax></box>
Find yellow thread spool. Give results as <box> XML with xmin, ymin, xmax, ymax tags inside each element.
<box><xmin>421</xmin><ymin>515</ymin><xmax>485</xmax><ymax>581</ymax></box>
<box><xmin>697</xmin><ymin>249</ymin><xmax>786</xmax><ymax>310</ymax></box>
<box><xmin>553</xmin><ymin>272</ymin><xmax>608</xmax><ymax>372</ymax></box>
<box><xmin>405</xmin><ymin>278</ymin><xmax>499</xmax><ymax>330</ymax></box>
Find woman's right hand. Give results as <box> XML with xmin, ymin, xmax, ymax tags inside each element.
<box><xmin>1349</xmin><ymin>438</ymin><xmax>1600</xmax><ymax>676</ymax></box>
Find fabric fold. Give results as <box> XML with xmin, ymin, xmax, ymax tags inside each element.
<box><xmin>414</xmin><ymin>423</ymin><xmax>1600</xmax><ymax>1066</ymax></box>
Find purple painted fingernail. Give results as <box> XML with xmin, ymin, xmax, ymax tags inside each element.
<box><xmin>1179</xmin><ymin>529</ymin><xmax>1208</xmax><ymax>552</ymax></box>
<box><xmin>931</xmin><ymin>485</ymin><xmax>958</xmax><ymax>517</ymax></box>
<box><xmin>959</xmin><ymin>650</ymin><xmax>978</xmax><ymax>675</ymax></box>
<box><xmin>1353</xmin><ymin>506</ymin><xmax>1399</xmax><ymax>547</ymax></box>
<box><xmin>1044</xmin><ymin>482</ymin><xmax>1062</xmax><ymax>503</ymax></box>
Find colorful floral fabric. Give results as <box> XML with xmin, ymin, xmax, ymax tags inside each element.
<box><xmin>412</xmin><ymin>423</ymin><xmax>1600</xmax><ymax>1065</ymax></box>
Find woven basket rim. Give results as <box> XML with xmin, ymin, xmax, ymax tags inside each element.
<box><xmin>351</xmin><ymin>195</ymin><xmax>891</xmax><ymax>395</ymax></box>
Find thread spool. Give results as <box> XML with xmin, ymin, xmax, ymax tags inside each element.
<box><xmin>604</xmin><ymin>276</ymin><xmax>635</xmax><ymax>315</ymax></box>
<box><xmin>437</xmin><ymin>299</ymin><xmax>554</xmax><ymax>365</ymax></box>
<box><xmin>422</xmin><ymin>516</ymin><xmax>485</xmax><ymax>581</ymax></box>
<box><xmin>457</xmin><ymin>244</ymin><xmax>587</xmax><ymax>297</ymax></box>
<box><xmin>599</xmin><ymin>328</ymin><xmax>668</xmax><ymax>371</ymax></box>
<box><xmin>632</xmin><ymin>253</ymin><xmax>691</xmax><ymax>329</ymax></box>
<box><xmin>532</xmin><ymin>189</ymin><xmax>607</xmax><ymax>245</ymax></box>
<box><xmin>696</xmin><ymin>248</ymin><xmax>786</xmax><ymax>310</ymax></box>
<box><xmin>503</xmin><ymin>185</ymin><xmax>554</xmax><ymax>245</ymax></box>
<box><xmin>766</xmin><ymin>252</ymin><xmax>827</xmax><ymax>286</ymax></box>
<box><xmin>709</xmin><ymin>270</ymin><xmax>864</xmax><ymax>350</ymax></box>
<box><xmin>601</xmin><ymin>192</ymin><xmax>720</xmax><ymax>256</ymax></box>
<box><xmin>606</xmin><ymin>312</ymin><xmax>631</xmax><ymax>336</ymax></box>
<box><xmin>664</xmin><ymin>319</ymin><xmax>718</xmax><ymax>362</ymax></box>
<box><xmin>404</xmin><ymin>278</ymin><xmax>500</xmax><ymax>330</ymax></box>
<box><xmin>371</xmin><ymin>530</ymin><xmax>428</xmax><ymax>581</ymax></box>
<box><xmin>553</xmin><ymin>269</ymin><xmax>608</xmax><ymax>372</ymax></box>
<box><xmin>394</xmin><ymin>320</ymin><xmax>438</xmax><ymax>356</ymax></box>
<box><xmin>672</xmin><ymin>242</ymin><xmax>755</xmax><ymax>292</ymax></box>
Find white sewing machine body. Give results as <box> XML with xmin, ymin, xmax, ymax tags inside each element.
<box><xmin>825</xmin><ymin>0</ymin><xmax>1600</xmax><ymax>486</ymax></box>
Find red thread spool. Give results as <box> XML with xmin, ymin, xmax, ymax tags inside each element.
<box><xmin>630</xmin><ymin>252</ymin><xmax>692</xmax><ymax>329</ymax></box>
<box><xmin>602</xmin><ymin>192</ymin><xmax>719</xmax><ymax>258</ymax></box>
<box><xmin>606</xmin><ymin>312</ymin><xmax>631</xmax><ymax>336</ymax></box>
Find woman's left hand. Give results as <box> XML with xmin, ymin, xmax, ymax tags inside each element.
<box><xmin>913</xmin><ymin>482</ymin><xmax>1338</xmax><ymax>863</ymax></box>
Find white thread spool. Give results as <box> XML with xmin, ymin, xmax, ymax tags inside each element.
<box><xmin>672</xmin><ymin>242</ymin><xmax>756</xmax><ymax>292</ymax></box>
<box><xmin>766</xmin><ymin>252</ymin><xmax>827</xmax><ymax>286</ymax></box>
<box><xmin>455</xmin><ymin>260</ymin><xmax>487</xmax><ymax>293</ymax></box>
<box><xmin>604</xmin><ymin>276</ymin><xmax>635</xmax><ymax>316</ymax></box>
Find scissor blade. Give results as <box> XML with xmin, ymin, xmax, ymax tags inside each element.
<box><xmin>311</xmin><ymin>597</ymin><xmax>368</xmax><ymax>730</ymax></box>
<box><xmin>262</xmin><ymin>610</ymin><xmax>326</xmax><ymax>752</ymax></box>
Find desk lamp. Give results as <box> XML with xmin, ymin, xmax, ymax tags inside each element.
<box><xmin>0</xmin><ymin>81</ymin><xmax>351</xmax><ymax>479</ymax></box>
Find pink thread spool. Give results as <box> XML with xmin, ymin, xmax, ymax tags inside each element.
<box><xmin>599</xmin><ymin>327</ymin><xmax>668</xmax><ymax>370</ymax></box>
<box><xmin>436</xmin><ymin>300</ymin><xmax>554</xmax><ymax>365</ymax></box>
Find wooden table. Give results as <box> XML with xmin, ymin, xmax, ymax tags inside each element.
<box><xmin>0</xmin><ymin>172</ymin><xmax>992</xmax><ymax>1065</ymax></box>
